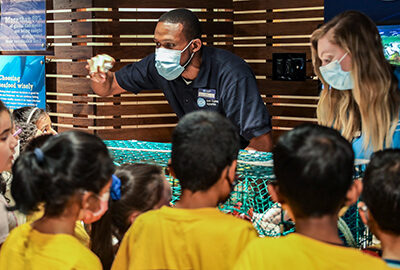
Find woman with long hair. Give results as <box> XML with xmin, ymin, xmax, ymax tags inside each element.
<box><xmin>311</xmin><ymin>11</ymin><xmax>400</xmax><ymax>159</ymax></box>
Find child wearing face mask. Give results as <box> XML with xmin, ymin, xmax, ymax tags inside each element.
<box><xmin>111</xmin><ymin>111</ymin><xmax>257</xmax><ymax>270</ymax></box>
<box><xmin>90</xmin><ymin>163</ymin><xmax>172</xmax><ymax>270</ymax></box>
<box><xmin>311</xmin><ymin>11</ymin><xmax>400</xmax><ymax>159</ymax></box>
<box><xmin>0</xmin><ymin>100</ymin><xmax>18</xmax><ymax>249</ymax></box>
<box><xmin>0</xmin><ymin>131</ymin><xmax>114</xmax><ymax>269</ymax></box>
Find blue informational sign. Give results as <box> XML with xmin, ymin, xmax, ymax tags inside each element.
<box><xmin>0</xmin><ymin>56</ymin><xmax>46</xmax><ymax>109</ymax></box>
<box><xmin>0</xmin><ymin>0</ymin><xmax>46</xmax><ymax>51</ymax></box>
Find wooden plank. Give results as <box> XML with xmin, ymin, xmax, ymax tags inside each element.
<box><xmin>257</xmin><ymin>80</ymin><xmax>319</xmax><ymax>96</ymax></box>
<box><xmin>53</xmin><ymin>21</ymin><xmax>93</xmax><ymax>36</ymax></box>
<box><xmin>91</xmin><ymin>0</ymin><xmax>232</xmax><ymax>9</ymax></box>
<box><xmin>267</xmin><ymin>21</ymin><xmax>320</xmax><ymax>36</ymax></box>
<box><xmin>272</xmin><ymin>118</ymin><xmax>317</xmax><ymax>127</ymax></box>
<box><xmin>267</xmin><ymin>105</ymin><xmax>316</xmax><ymax>118</ymax></box>
<box><xmin>53</xmin><ymin>46</ymin><xmax>93</xmax><ymax>59</ymax></box>
<box><xmin>234</xmin><ymin>21</ymin><xmax>319</xmax><ymax>37</ymax></box>
<box><xmin>265</xmin><ymin>0</ymin><xmax>323</xmax><ymax>9</ymax></box>
<box><xmin>57</xmin><ymin>116</ymin><xmax>178</xmax><ymax>126</ymax></box>
<box><xmin>234</xmin><ymin>23</ymin><xmax>265</xmax><ymax>37</ymax></box>
<box><xmin>53</xmin><ymin>0</ymin><xmax>92</xmax><ymax>9</ymax></box>
<box><xmin>96</xmin><ymin>104</ymin><xmax>174</xmax><ymax>116</ymax></box>
<box><xmin>56</xmin><ymin>103</ymin><xmax>95</xmax><ymax>115</ymax></box>
<box><xmin>57</xmin><ymin>126</ymin><xmax>96</xmax><ymax>134</ymax></box>
<box><xmin>52</xmin><ymin>10</ymin><xmax>233</xmax><ymax>21</ymax></box>
<box><xmin>51</xmin><ymin>21</ymin><xmax>232</xmax><ymax>36</ymax></box>
<box><xmin>269</xmin><ymin>10</ymin><xmax>324</xmax><ymax>20</ymax></box>
<box><xmin>96</xmin><ymin>127</ymin><xmax>174</xmax><ymax>142</ymax></box>
<box><xmin>265</xmin><ymin>97</ymin><xmax>318</xmax><ymax>105</ymax></box>
<box><xmin>234</xmin><ymin>47</ymin><xmax>312</xmax><ymax>60</ymax></box>
<box><xmin>46</xmin><ymin>77</ymin><xmax>92</xmax><ymax>94</ymax></box>
<box><xmin>233</xmin><ymin>0</ymin><xmax>323</xmax><ymax>11</ymax></box>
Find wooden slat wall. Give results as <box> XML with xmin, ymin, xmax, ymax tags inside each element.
<box><xmin>46</xmin><ymin>0</ymin><xmax>323</xmax><ymax>143</ymax></box>
<box><xmin>232</xmin><ymin>0</ymin><xmax>323</xmax><ymax>141</ymax></box>
<box><xmin>46</xmin><ymin>0</ymin><xmax>233</xmax><ymax>141</ymax></box>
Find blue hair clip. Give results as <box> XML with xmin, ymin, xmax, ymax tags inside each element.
<box><xmin>110</xmin><ymin>174</ymin><xmax>121</xmax><ymax>201</ymax></box>
<box><xmin>34</xmin><ymin>148</ymin><xmax>44</xmax><ymax>163</ymax></box>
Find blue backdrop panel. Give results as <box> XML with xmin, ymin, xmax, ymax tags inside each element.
<box><xmin>0</xmin><ymin>56</ymin><xmax>46</xmax><ymax>109</ymax></box>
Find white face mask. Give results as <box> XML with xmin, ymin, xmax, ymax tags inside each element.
<box><xmin>319</xmin><ymin>52</ymin><xmax>354</xmax><ymax>90</ymax></box>
<box><xmin>155</xmin><ymin>40</ymin><xmax>195</xmax><ymax>81</ymax></box>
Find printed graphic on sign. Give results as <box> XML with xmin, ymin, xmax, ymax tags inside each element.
<box><xmin>0</xmin><ymin>0</ymin><xmax>46</xmax><ymax>51</ymax></box>
<box><xmin>0</xmin><ymin>56</ymin><xmax>46</xmax><ymax>109</ymax></box>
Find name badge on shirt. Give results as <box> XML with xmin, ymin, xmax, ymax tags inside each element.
<box><xmin>198</xmin><ymin>88</ymin><xmax>218</xmax><ymax>107</ymax></box>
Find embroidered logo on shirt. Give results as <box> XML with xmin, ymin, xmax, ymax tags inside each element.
<box><xmin>197</xmin><ymin>97</ymin><xmax>206</xmax><ymax>107</ymax></box>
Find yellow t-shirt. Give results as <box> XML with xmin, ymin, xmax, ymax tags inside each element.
<box><xmin>26</xmin><ymin>204</ymin><xmax>90</xmax><ymax>247</ymax></box>
<box><xmin>112</xmin><ymin>206</ymin><xmax>258</xmax><ymax>270</ymax></box>
<box><xmin>0</xmin><ymin>223</ymin><xmax>102</xmax><ymax>270</ymax></box>
<box><xmin>234</xmin><ymin>233</ymin><xmax>388</xmax><ymax>270</ymax></box>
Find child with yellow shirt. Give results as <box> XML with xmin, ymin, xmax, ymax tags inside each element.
<box><xmin>111</xmin><ymin>111</ymin><xmax>258</xmax><ymax>270</ymax></box>
<box><xmin>235</xmin><ymin>124</ymin><xmax>388</xmax><ymax>270</ymax></box>
<box><xmin>359</xmin><ymin>149</ymin><xmax>400</xmax><ymax>269</ymax></box>
<box><xmin>0</xmin><ymin>131</ymin><xmax>115</xmax><ymax>270</ymax></box>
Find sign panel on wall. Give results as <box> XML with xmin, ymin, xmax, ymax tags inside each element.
<box><xmin>0</xmin><ymin>0</ymin><xmax>46</xmax><ymax>51</ymax></box>
<box><xmin>0</xmin><ymin>56</ymin><xmax>46</xmax><ymax>109</ymax></box>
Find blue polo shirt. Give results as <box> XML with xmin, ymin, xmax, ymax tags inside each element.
<box><xmin>115</xmin><ymin>46</ymin><xmax>272</xmax><ymax>148</ymax></box>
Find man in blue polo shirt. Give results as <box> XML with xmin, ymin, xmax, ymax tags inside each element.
<box><xmin>88</xmin><ymin>9</ymin><xmax>272</xmax><ymax>151</ymax></box>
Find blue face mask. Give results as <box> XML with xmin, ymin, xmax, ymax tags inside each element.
<box><xmin>319</xmin><ymin>52</ymin><xmax>354</xmax><ymax>90</ymax></box>
<box><xmin>155</xmin><ymin>40</ymin><xmax>194</xmax><ymax>81</ymax></box>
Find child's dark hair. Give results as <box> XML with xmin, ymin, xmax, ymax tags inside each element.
<box><xmin>23</xmin><ymin>134</ymin><xmax>53</xmax><ymax>152</ymax></box>
<box><xmin>91</xmin><ymin>163</ymin><xmax>168</xmax><ymax>270</ymax></box>
<box><xmin>363</xmin><ymin>149</ymin><xmax>400</xmax><ymax>234</ymax></box>
<box><xmin>12</xmin><ymin>106</ymin><xmax>48</xmax><ymax>151</ymax></box>
<box><xmin>10</xmin><ymin>130</ymin><xmax>114</xmax><ymax>216</ymax></box>
<box><xmin>171</xmin><ymin>110</ymin><xmax>240</xmax><ymax>192</ymax></box>
<box><xmin>0</xmin><ymin>100</ymin><xmax>10</xmax><ymax>195</ymax></box>
<box><xmin>273</xmin><ymin>124</ymin><xmax>354</xmax><ymax>218</ymax></box>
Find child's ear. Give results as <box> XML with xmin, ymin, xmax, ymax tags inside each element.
<box><xmin>167</xmin><ymin>159</ymin><xmax>176</xmax><ymax>178</ymax></box>
<box><xmin>267</xmin><ymin>184</ymin><xmax>282</xmax><ymax>204</ymax></box>
<box><xmin>345</xmin><ymin>179</ymin><xmax>362</xmax><ymax>206</ymax></box>
<box><xmin>128</xmin><ymin>211</ymin><xmax>141</xmax><ymax>224</ymax></box>
<box><xmin>357</xmin><ymin>201</ymin><xmax>369</xmax><ymax>225</ymax></box>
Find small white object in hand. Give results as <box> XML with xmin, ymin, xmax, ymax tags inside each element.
<box><xmin>88</xmin><ymin>54</ymin><xmax>115</xmax><ymax>74</ymax></box>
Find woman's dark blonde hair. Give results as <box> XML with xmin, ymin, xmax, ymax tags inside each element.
<box><xmin>311</xmin><ymin>11</ymin><xmax>400</xmax><ymax>151</ymax></box>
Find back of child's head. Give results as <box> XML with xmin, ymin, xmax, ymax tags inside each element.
<box><xmin>10</xmin><ymin>130</ymin><xmax>114</xmax><ymax>216</ymax></box>
<box><xmin>111</xmin><ymin>163</ymin><xmax>170</xmax><ymax>238</ymax></box>
<box><xmin>363</xmin><ymin>149</ymin><xmax>400</xmax><ymax>235</ymax></box>
<box><xmin>273</xmin><ymin>124</ymin><xmax>354</xmax><ymax>218</ymax></box>
<box><xmin>91</xmin><ymin>163</ymin><xmax>170</xmax><ymax>270</ymax></box>
<box><xmin>171</xmin><ymin>110</ymin><xmax>240</xmax><ymax>192</ymax></box>
<box><xmin>22</xmin><ymin>134</ymin><xmax>53</xmax><ymax>152</ymax></box>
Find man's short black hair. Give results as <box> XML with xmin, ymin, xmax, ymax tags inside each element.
<box><xmin>363</xmin><ymin>149</ymin><xmax>400</xmax><ymax>234</ymax></box>
<box><xmin>273</xmin><ymin>124</ymin><xmax>354</xmax><ymax>217</ymax></box>
<box><xmin>171</xmin><ymin>111</ymin><xmax>240</xmax><ymax>192</ymax></box>
<box><xmin>159</xmin><ymin>8</ymin><xmax>202</xmax><ymax>41</ymax></box>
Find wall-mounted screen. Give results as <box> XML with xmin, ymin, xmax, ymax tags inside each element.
<box><xmin>378</xmin><ymin>24</ymin><xmax>400</xmax><ymax>66</ymax></box>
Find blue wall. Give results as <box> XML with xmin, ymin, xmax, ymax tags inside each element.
<box><xmin>325</xmin><ymin>0</ymin><xmax>400</xmax><ymax>23</ymax></box>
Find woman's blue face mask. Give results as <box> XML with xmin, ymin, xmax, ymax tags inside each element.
<box><xmin>155</xmin><ymin>40</ymin><xmax>194</xmax><ymax>81</ymax></box>
<box><xmin>319</xmin><ymin>52</ymin><xmax>354</xmax><ymax>90</ymax></box>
